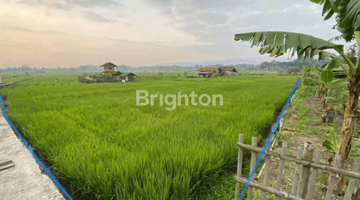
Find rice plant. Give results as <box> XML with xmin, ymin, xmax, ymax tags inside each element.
<box><xmin>0</xmin><ymin>74</ymin><xmax>297</xmax><ymax>199</ymax></box>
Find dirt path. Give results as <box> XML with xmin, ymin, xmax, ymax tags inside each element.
<box><xmin>254</xmin><ymin>91</ymin><xmax>360</xmax><ymax>199</ymax></box>
<box><xmin>0</xmin><ymin>113</ymin><xmax>65</xmax><ymax>200</ymax></box>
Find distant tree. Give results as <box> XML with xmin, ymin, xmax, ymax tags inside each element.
<box><xmin>114</xmin><ymin>71</ymin><xmax>123</xmax><ymax>76</ymax></box>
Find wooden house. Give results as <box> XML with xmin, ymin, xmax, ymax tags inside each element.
<box><xmin>198</xmin><ymin>72</ymin><xmax>212</xmax><ymax>78</ymax></box>
<box><xmin>101</xmin><ymin>62</ymin><xmax>117</xmax><ymax>74</ymax></box>
<box><xmin>119</xmin><ymin>73</ymin><xmax>136</xmax><ymax>82</ymax></box>
<box><xmin>286</xmin><ymin>67</ymin><xmax>301</xmax><ymax>75</ymax></box>
<box><xmin>198</xmin><ymin>67</ymin><xmax>220</xmax><ymax>77</ymax></box>
<box><xmin>198</xmin><ymin>66</ymin><xmax>238</xmax><ymax>77</ymax></box>
<box><xmin>219</xmin><ymin>66</ymin><xmax>238</xmax><ymax>76</ymax></box>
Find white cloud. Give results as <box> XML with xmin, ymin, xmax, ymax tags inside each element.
<box><xmin>84</xmin><ymin>11</ymin><xmax>114</xmax><ymax>22</ymax></box>
<box><xmin>197</xmin><ymin>12</ymin><xmax>229</xmax><ymax>25</ymax></box>
<box><xmin>0</xmin><ymin>0</ymin><xmax>350</xmax><ymax>68</ymax></box>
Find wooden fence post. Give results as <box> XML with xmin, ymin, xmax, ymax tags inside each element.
<box><xmin>275</xmin><ymin>142</ymin><xmax>287</xmax><ymax>200</ymax></box>
<box><xmin>291</xmin><ymin>146</ymin><xmax>303</xmax><ymax>196</ymax></box>
<box><xmin>305</xmin><ymin>150</ymin><xmax>321</xmax><ymax>200</ymax></box>
<box><xmin>261</xmin><ymin>145</ymin><xmax>271</xmax><ymax>200</ymax></box>
<box><xmin>235</xmin><ymin>134</ymin><xmax>244</xmax><ymax>200</ymax></box>
<box><xmin>297</xmin><ymin>142</ymin><xmax>314</xmax><ymax>198</ymax></box>
<box><xmin>248</xmin><ymin>137</ymin><xmax>258</xmax><ymax>200</ymax></box>
<box><xmin>234</xmin><ymin>139</ymin><xmax>360</xmax><ymax>200</ymax></box>
<box><xmin>344</xmin><ymin>157</ymin><xmax>360</xmax><ymax>200</ymax></box>
<box><xmin>325</xmin><ymin>154</ymin><xmax>341</xmax><ymax>200</ymax></box>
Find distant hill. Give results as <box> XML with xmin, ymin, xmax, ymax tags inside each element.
<box><xmin>157</xmin><ymin>56</ymin><xmax>291</xmax><ymax>67</ymax></box>
<box><xmin>0</xmin><ymin>57</ymin><xmax>329</xmax><ymax>74</ymax></box>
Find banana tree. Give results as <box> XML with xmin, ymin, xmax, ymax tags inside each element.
<box><xmin>323</xmin><ymin>126</ymin><xmax>339</xmax><ymax>155</ymax></box>
<box><xmin>234</xmin><ymin>0</ymin><xmax>360</xmax><ymax>165</ymax></box>
<box><xmin>319</xmin><ymin>69</ymin><xmax>348</xmax><ymax>110</ymax></box>
<box><xmin>302</xmin><ymin>65</ymin><xmax>312</xmax><ymax>86</ymax></box>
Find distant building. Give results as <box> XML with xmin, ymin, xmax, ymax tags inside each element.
<box><xmin>198</xmin><ymin>72</ymin><xmax>212</xmax><ymax>78</ymax></box>
<box><xmin>119</xmin><ymin>73</ymin><xmax>136</xmax><ymax>82</ymax></box>
<box><xmin>286</xmin><ymin>67</ymin><xmax>301</xmax><ymax>75</ymax></box>
<box><xmin>100</xmin><ymin>62</ymin><xmax>117</xmax><ymax>74</ymax></box>
<box><xmin>198</xmin><ymin>66</ymin><xmax>237</xmax><ymax>77</ymax></box>
<box><xmin>219</xmin><ymin>66</ymin><xmax>238</xmax><ymax>76</ymax></box>
<box><xmin>333</xmin><ymin>66</ymin><xmax>347</xmax><ymax>78</ymax></box>
<box><xmin>199</xmin><ymin>67</ymin><xmax>220</xmax><ymax>78</ymax></box>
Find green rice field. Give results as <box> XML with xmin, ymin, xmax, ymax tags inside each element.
<box><xmin>0</xmin><ymin>74</ymin><xmax>297</xmax><ymax>199</ymax></box>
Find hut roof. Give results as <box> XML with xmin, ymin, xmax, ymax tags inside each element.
<box><xmin>286</xmin><ymin>67</ymin><xmax>301</xmax><ymax>73</ymax></box>
<box><xmin>220</xmin><ymin>66</ymin><xmax>237</xmax><ymax>72</ymax></box>
<box><xmin>100</xmin><ymin>62</ymin><xmax>117</xmax><ymax>68</ymax></box>
<box><xmin>119</xmin><ymin>73</ymin><xmax>137</xmax><ymax>78</ymax></box>
<box><xmin>199</xmin><ymin>67</ymin><xmax>219</xmax><ymax>72</ymax></box>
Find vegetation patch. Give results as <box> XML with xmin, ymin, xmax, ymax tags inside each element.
<box><xmin>0</xmin><ymin>75</ymin><xmax>297</xmax><ymax>199</ymax></box>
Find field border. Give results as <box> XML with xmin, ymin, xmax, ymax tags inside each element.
<box><xmin>237</xmin><ymin>77</ymin><xmax>301</xmax><ymax>199</ymax></box>
<box><xmin>0</xmin><ymin>94</ymin><xmax>73</xmax><ymax>200</ymax></box>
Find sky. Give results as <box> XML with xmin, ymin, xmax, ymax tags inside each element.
<box><xmin>0</xmin><ymin>0</ymin><xmax>350</xmax><ymax>68</ymax></box>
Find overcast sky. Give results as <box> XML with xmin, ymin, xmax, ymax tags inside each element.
<box><xmin>0</xmin><ymin>0</ymin><xmax>349</xmax><ymax>68</ymax></box>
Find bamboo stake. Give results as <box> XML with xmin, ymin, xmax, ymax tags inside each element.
<box><xmin>297</xmin><ymin>142</ymin><xmax>314</xmax><ymax>198</ymax></box>
<box><xmin>261</xmin><ymin>147</ymin><xmax>271</xmax><ymax>200</ymax></box>
<box><xmin>291</xmin><ymin>146</ymin><xmax>304</xmax><ymax>196</ymax></box>
<box><xmin>344</xmin><ymin>157</ymin><xmax>360</xmax><ymax>200</ymax></box>
<box><xmin>275</xmin><ymin>142</ymin><xmax>287</xmax><ymax>200</ymax></box>
<box><xmin>325</xmin><ymin>154</ymin><xmax>341</xmax><ymax>200</ymax></box>
<box><xmin>258</xmin><ymin>140</ymin><xmax>276</xmax><ymax>178</ymax></box>
<box><xmin>235</xmin><ymin>134</ymin><xmax>244</xmax><ymax>200</ymax></box>
<box><xmin>236</xmin><ymin>142</ymin><xmax>360</xmax><ymax>179</ymax></box>
<box><xmin>236</xmin><ymin>177</ymin><xmax>303</xmax><ymax>200</ymax></box>
<box><xmin>248</xmin><ymin>137</ymin><xmax>258</xmax><ymax>200</ymax></box>
<box><xmin>305</xmin><ymin>150</ymin><xmax>321</xmax><ymax>200</ymax></box>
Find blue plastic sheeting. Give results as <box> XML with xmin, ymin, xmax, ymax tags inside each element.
<box><xmin>238</xmin><ymin>77</ymin><xmax>300</xmax><ymax>199</ymax></box>
<box><xmin>0</xmin><ymin>95</ymin><xmax>73</xmax><ymax>200</ymax></box>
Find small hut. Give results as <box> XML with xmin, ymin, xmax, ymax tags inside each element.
<box><xmin>198</xmin><ymin>66</ymin><xmax>238</xmax><ymax>77</ymax></box>
<box><xmin>219</xmin><ymin>66</ymin><xmax>238</xmax><ymax>76</ymax></box>
<box><xmin>333</xmin><ymin>66</ymin><xmax>347</xmax><ymax>78</ymax></box>
<box><xmin>286</xmin><ymin>67</ymin><xmax>301</xmax><ymax>75</ymax></box>
<box><xmin>198</xmin><ymin>67</ymin><xmax>220</xmax><ymax>77</ymax></box>
<box><xmin>101</xmin><ymin>62</ymin><xmax>117</xmax><ymax>74</ymax></box>
<box><xmin>119</xmin><ymin>73</ymin><xmax>136</xmax><ymax>82</ymax></box>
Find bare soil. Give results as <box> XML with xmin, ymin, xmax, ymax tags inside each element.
<box><xmin>253</xmin><ymin>96</ymin><xmax>348</xmax><ymax>199</ymax></box>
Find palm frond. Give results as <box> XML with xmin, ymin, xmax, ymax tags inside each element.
<box><xmin>328</xmin><ymin>35</ymin><xmax>355</xmax><ymax>42</ymax></box>
<box><xmin>234</xmin><ymin>31</ymin><xmax>343</xmax><ymax>59</ymax></box>
<box><xmin>311</xmin><ymin>0</ymin><xmax>360</xmax><ymax>42</ymax></box>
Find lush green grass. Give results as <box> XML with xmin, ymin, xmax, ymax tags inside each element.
<box><xmin>1</xmin><ymin>75</ymin><xmax>32</xmax><ymax>83</ymax></box>
<box><xmin>0</xmin><ymin>74</ymin><xmax>297</xmax><ymax>199</ymax></box>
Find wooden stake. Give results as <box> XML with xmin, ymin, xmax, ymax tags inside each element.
<box><xmin>344</xmin><ymin>157</ymin><xmax>360</xmax><ymax>200</ymax></box>
<box><xmin>248</xmin><ymin>137</ymin><xmax>258</xmax><ymax>200</ymax></box>
<box><xmin>235</xmin><ymin>134</ymin><xmax>244</xmax><ymax>200</ymax></box>
<box><xmin>237</xmin><ymin>142</ymin><xmax>360</xmax><ymax>179</ymax></box>
<box><xmin>291</xmin><ymin>146</ymin><xmax>303</xmax><ymax>196</ymax></box>
<box><xmin>297</xmin><ymin>142</ymin><xmax>314</xmax><ymax>198</ymax></box>
<box><xmin>325</xmin><ymin>154</ymin><xmax>341</xmax><ymax>200</ymax></box>
<box><xmin>305</xmin><ymin>150</ymin><xmax>321</xmax><ymax>200</ymax></box>
<box><xmin>261</xmin><ymin>146</ymin><xmax>271</xmax><ymax>200</ymax></box>
<box><xmin>236</xmin><ymin>176</ymin><xmax>303</xmax><ymax>200</ymax></box>
<box><xmin>275</xmin><ymin>142</ymin><xmax>287</xmax><ymax>200</ymax></box>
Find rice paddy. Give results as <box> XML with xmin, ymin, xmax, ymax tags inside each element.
<box><xmin>0</xmin><ymin>74</ymin><xmax>297</xmax><ymax>199</ymax></box>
